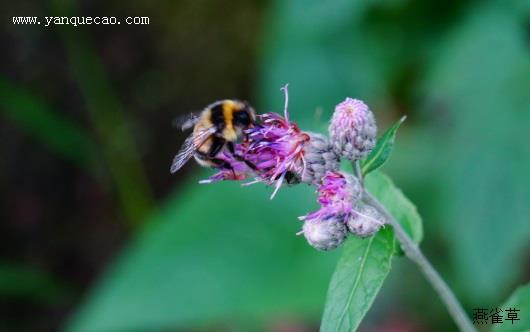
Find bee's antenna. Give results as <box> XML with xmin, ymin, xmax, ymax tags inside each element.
<box><xmin>172</xmin><ymin>112</ymin><xmax>199</xmax><ymax>131</ymax></box>
<box><xmin>171</xmin><ymin>117</ymin><xmax>182</xmax><ymax>128</ymax></box>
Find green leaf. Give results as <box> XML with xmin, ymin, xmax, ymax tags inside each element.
<box><xmin>423</xmin><ymin>2</ymin><xmax>530</xmax><ymax>302</ymax></box>
<box><xmin>320</xmin><ymin>228</ymin><xmax>394</xmax><ymax>332</ymax></box>
<box><xmin>0</xmin><ymin>77</ymin><xmax>100</xmax><ymax>173</ymax></box>
<box><xmin>50</xmin><ymin>0</ymin><xmax>154</xmax><ymax>227</ymax></box>
<box><xmin>320</xmin><ymin>171</ymin><xmax>422</xmax><ymax>331</ymax></box>
<box><xmin>365</xmin><ymin>171</ymin><xmax>423</xmax><ymax>245</ymax></box>
<box><xmin>0</xmin><ymin>262</ymin><xmax>70</xmax><ymax>304</ymax></box>
<box><xmin>361</xmin><ymin>116</ymin><xmax>406</xmax><ymax>175</ymax></box>
<box><xmin>66</xmin><ymin>176</ymin><xmax>340</xmax><ymax>332</ymax></box>
<box><xmin>493</xmin><ymin>284</ymin><xmax>530</xmax><ymax>332</ymax></box>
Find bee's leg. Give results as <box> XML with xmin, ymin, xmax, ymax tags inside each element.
<box><xmin>237</xmin><ymin>156</ymin><xmax>257</xmax><ymax>170</ymax></box>
<box><xmin>226</xmin><ymin>142</ymin><xmax>237</xmax><ymax>155</ymax></box>
<box><xmin>208</xmin><ymin>137</ymin><xmax>225</xmax><ymax>158</ymax></box>
<box><xmin>211</xmin><ymin>158</ymin><xmax>233</xmax><ymax>170</ymax></box>
<box><xmin>285</xmin><ymin>171</ymin><xmax>300</xmax><ymax>184</ymax></box>
<box><xmin>226</xmin><ymin>142</ymin><xmax>257</xmax><ymax>170</ymax></box>
<box><xmin>225</xmin><ymin>142</ymin><xmax>244</xmax><ymax>175</ymax></box>
<box><xmin>211</xmin><ymin>158</ymin><xmax>237</xmax><ymax>178</ymax></box>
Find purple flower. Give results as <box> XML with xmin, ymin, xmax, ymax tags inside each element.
<box><xmin>200</xmin><ymin>112</ymin><xmax>309</xmax><ymax>195</ymax></box>
<box><xmin>329</xmin><ymin>98</ymin><xmax>377</xmax><ymax>161</ymax></box>
<box><xmin>299</xmin><ymin>171</ymin><xmax>361</xmax><ymax>223</ymax></box>
<box><xmin>243</xmin><ymin>112</ymin><xmax>310</xmax><ymax>197</ymax></box>
<box><xmin>194</xmin><ymin>87</ymin><xmax>387</xmax><ymax>250</ymax></box>
<box><xmin>297</xmin><ymin>171</ymin><xmax>362</xmax><ymax>250</ymax></box>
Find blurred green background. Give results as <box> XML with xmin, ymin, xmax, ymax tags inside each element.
<box><xmin>1</xmin><ymin>0</ymin><xmax>530</xmax><ymax>331</ymax></box>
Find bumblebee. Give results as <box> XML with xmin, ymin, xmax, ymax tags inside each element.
<box><xmin>170</xmin><ymin>99</ymin><xmax>256</xmax><ymax>173</ymax></box>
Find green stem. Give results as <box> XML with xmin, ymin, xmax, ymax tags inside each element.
<box><xmin>362</xmin><ymin>190</ymin><xmax>476</xmax><ymax>332</ymax></box>
<box><xmin>354</xmin><ymin>160</ymin><xmax>364</xmax><ymax>187</ymax></box>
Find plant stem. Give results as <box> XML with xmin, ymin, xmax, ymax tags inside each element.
<box><xmin>354</xmin><ymin>160</ymin><xmax>364</xmax><ymax>186</ymax></box>
<box><xmin>362</xmin><ymin>189</ymin><xmax>476</xmax><ymax>332</ymax></box>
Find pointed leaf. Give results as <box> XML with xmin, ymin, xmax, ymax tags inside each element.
<box><xmin>320</xmin><ymin>228</ymin><xmax>394</xmax><ymax>332</ymax></box>
<box><xmin>365</xmin><ymin>171</ymin><xmax>423</xmax><ymax>245</ymax></box>
<box><xmin>0</xmin><ymin>262</ymin><xmax>70</xmax><ymax>303</ymax></box>
<box><xmin>361</xmin><ymin>116</ymin><xmax>406</xmax><ymax>175</ymax></box>
<box><xmin>493</xmin><ymin>284</ymin><xmax>530</xmax><ymax>332</ymax></box>
<box><xmin>0</xmin><ymin>77</ymin><xmax>100</xmax><ymax>171</ymax></box>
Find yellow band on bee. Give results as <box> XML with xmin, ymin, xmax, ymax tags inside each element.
<box><xmin>222</xmin><ymin>101</ymin><xmax>237</xmax><ymax>141</ymax></box>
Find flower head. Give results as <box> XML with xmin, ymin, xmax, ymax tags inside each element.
<box><xmin>300</xmin><ymin>133</ymin><xmax>340</xmax><ymax>185</ymax></box>
<box><xmin>300</xmin><ymin>171</ymin><xmax>361</xmax><ymax>223</ymax></box>
<box><xmin>243</xmin><ymin>112</ymin><xmax>309</xmax><ymax>197</ymax></box>
<box><xmin>329</xmin><ymin>98</ymin><xmax>377</xmax><ymax>161</ymax></box>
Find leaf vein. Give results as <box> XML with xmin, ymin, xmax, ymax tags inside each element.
<box><xmin>334</xmin><ymin>237</ymin><xmax>375</xmax><ymax>332</ymax></box>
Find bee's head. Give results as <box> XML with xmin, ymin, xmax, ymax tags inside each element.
<box><xmin>232</xmin><ymin>100</ymin><xmax>256</xmax><ymax>129</ymax></box>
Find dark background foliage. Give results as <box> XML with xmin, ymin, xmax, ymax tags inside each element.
<box><xmin>1</xmin><ymin>0</ymin><xmax>529</xmax><ymax>331</ymax></box>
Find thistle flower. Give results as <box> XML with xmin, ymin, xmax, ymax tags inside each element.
<box><xmin>302</xmin><ymin>215</ymin><xmax>347</xmax><ymax>251</ymax></box>
<box><xmin>192</xmin><ymin>86</ymin><xmax>387</xmax><ymax>251</ymax></box>
<box><xmin>243</xmin><ymin>111</ymin><xmax>310</xmax><ymax>197</ymax></box>
<box><xmin>300</xmin><ymin>133</ymin><xmax>340</xmax><ymax>185</ymax></box>
<box><xmin>347</xmin><ymin>203</ymin><xmax>385</xmax><ymax>238</ymax></box>
<box><xmin>300</xmin><ymin>171</ymin><xmax>361</xmax><ymax>223</ymax></box>
<box><xmin>329</xmin><ymin>98</ymin><xmax>377</xmax><ymax>161</ymax></box>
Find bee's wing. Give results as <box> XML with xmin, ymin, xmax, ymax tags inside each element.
<box><xmin>170</xmin><ymin>127</ymin><xmax>215</xmax><ymax>173</ymax></box>
<box><xmin>172</xmin><ymin>112</ymin><xmax>201</xmax><ymax>131</ymax></box>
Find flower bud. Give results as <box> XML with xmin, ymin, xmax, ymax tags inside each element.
<box><xmin>302</xmin><ymin>215</ymin><xmax>347</xmax><ymax>251</ymax></box>
<box><xmin>347</xmin><ymin>204</ymin><xmax>385</xmax><ymax>238</ymax></box>
<box><xmin>299</xmin><ymin>171</ymin><xmax>361</xmax><ymax>227</ymax></box>
<box><xmin>301</xmin><ymin>133</ymin><xmax>340</xmax><ymax>185</ymax></box>
<box><xmin>329</xmin><ymin>98</ymin><xmax>377</xmax><ymax>161</ymax></box>
<box><xmin>317</xmin><ymin>172</ymin><xmax>361</xmax><ymax>210</ymax></box>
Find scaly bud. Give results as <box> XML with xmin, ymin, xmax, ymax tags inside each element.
<box><xmin>329</xmin><ymin>98</ymin><xmax>377</xmax><ymax>161</ymax></box>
